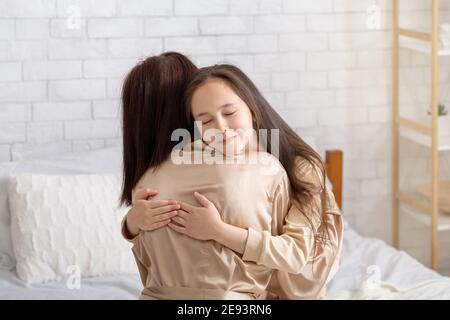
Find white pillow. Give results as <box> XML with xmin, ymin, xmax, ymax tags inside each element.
<box><xmin>0</xmin><ymin>146</ymin><xmax>123</xmax><ymax>269</ymax></box>
<box><xmin>8</xmin><ymin>172</ymin><xmax>136</xmax><ymax>284</ymax></box>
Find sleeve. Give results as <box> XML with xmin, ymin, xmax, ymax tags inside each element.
<box><xmin>243</xmin><ymin>158</ymin><xmax>344</xmax><ymax>299</ymax></box>
<box><xmin>120</xmin><ymin>188</ymin><xmax>139</xmax><ymax>243</ymax></box>
<box><xmin>266</xmin><ymin>186</ymin><xmax>344</xmax><ymax>300</ymax></box>
<box><xmin>130</xmin><ymin>234</ymin><xmax>150</xmax><ymax>288</ymax></box>
<box><xmin>122</xmin><ymin>187</ymin><xmax>151</xmax><ymax>287</ymax></box>
<box><xmin>121</xmin><ymin>215</ymin><xmax>139</xmax><ymax>243</ymax></box>
<box><xmin>241</xmin><ymin>171</ymin><xmax>315</xmax><ymax>274</ymax></box>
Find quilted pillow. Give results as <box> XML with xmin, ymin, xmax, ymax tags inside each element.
<box><xmin>8</xmin><ymin>173</ymin><xmax>136</xmax><ymax>284</ymax></box>
<box><xmin>0</xmin><ymin>146</ymin><xmax>123</xmax><ymax>270</ymax></box>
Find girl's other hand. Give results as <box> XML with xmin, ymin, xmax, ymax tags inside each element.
<box><xmin>125</xmin><ymin>188</ymin><xmax>180</xmax><ymax>237</ymax></box>
<box><xmin>168</xmin><ymin>192</ymin><xmax>223</xmax><ymax>241</ymax></box>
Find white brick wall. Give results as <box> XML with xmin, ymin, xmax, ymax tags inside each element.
<box><xmin>49</xmin><ymin>79</ymin><xmax>106</xmax><ymax>100</ymax></box>
<box><xmin>0</xmin><ymin>20</ymin><xmax>14</xmax><ymax>39</ymax></box>
<box><xmin>0</xmin><ymin>0</ymin><xmax>57</xmax><ymax>18</ymax></box>
<box><xmin>33</xmin><ymin>101</ymin><xmax>91</xmax><ymax>120</ymax></box>
<box><xmin>23</xmin><ymin>60</ymin><xmax>82</xmax><ymax>80</ymax></box>
<box><xmin>175</xmin><ymin>0</ymin><xmax>228</xmax><ymax>16</ymax></box>
<box><xmin>1</xmin><ymin>0</ymin><xmax>448</xmax><ymax>268</ymax></box>
<box><xmin>145</xmin><ymin>18</ymin><xmax>198</xmax><ymax>37</ymax></box>
<box><xmin>16</xmin><ymin>19</ymin><xmax>49</xmax><ymax>39</ymax></box>
<box><xmin>88</xmin><ymin>18</ymin><xmax>143</xmax><ymax>38</ymax></box>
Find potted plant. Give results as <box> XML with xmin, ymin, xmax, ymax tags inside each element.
<box><xmin>428</xmin><ymin>103</ymin><xmax>449</xmax><ymax>137</ymax></box>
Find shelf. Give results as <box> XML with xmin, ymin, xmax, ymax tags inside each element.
<box><xmin>402</xmin><ymin>205</ymin><xmax>450</xmax><ymax>231</ymax></box>
<box><xmin>393</xmin><ymin>0</ymin><xmax>443</xmax><ymax>270</ymax></box>
<box><xmin>417</xmin><ymin>181</ymin><xmax>450</xmax><ymax>213</ymax></box>
<box><xmin>399</xmin><ymin>185</ymin><xmax>450</xmax><ymax>231</ymax></box>
<box><xmin>400</xmin><ymin>36</ymin><xmax>450</xmax><ymax>56</ymax></box>
<box><xmin>400</xmin><ymin>128</ymin><xmax>450</xmax><ymax>151</ymax></box>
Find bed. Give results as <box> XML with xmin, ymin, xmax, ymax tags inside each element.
<box><xmin>0</xmin><ymin>146</ymin><xmax>449</xmax><ymax>300</ymax></box>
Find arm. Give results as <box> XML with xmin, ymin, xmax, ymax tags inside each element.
<box><xmin>238</xmin><ymin>160</ymin><xmax>329</xmax><ymax>273</ymax></box>
<box><xmin>169</xmin><ymin>173</ymin><xmax>317</xmax><ymax>274</ymax></box>
<box><xmin>213</xmin><ymin>221</ymin><xmax>248</xmax><ymax>254</ymax></box>
<box><xmin>211</xmin><ymin>196</ymin><xmax>316</xmax><ymax>274</ymax></box>
<box><xmin>120</xmin><ymin>188</ymin><xmax>180</xmax><ymax>242</ymax></box>
<box><xmin>168</xmin><ymin>195</ymin><xmax>249</xmax><ymax>254</ymax></box>
<box><xmin>121</xmin><ymin>214</ymin><xmax>139</xmax><ymax>242</ymax></box>
<box><xmin>212</xmin><ymin>171</ymin><xmax>316</xmax><ymax>274</ymax></box>
<box><xmin>122</xmin><ymin>188</ymin><xmax>183</xmax><ymax>289</ymax></box>
<box><xmin>229</xmin><ymin>183</ymin><xmax>343</xmax><ymax>300</ymax></box>
<box><xmin>240</xmin><ymin>203</ymin><xmax>315</xmax><ymax>274</ymax></box>
<box><xmin>265</xmin><ymin>189</ymin><xmax>344</xmax><ymax>299</ymax></box>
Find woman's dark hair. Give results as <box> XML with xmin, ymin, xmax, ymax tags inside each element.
<box><xmin>184</xmin><ymin>64</ymin><xmax>329</xmax><ymax>241</ymax></box>
<box><xmin>120</xmin><ymin>52</ymin><xmax>198</xmax><ymax>206</ymax></box>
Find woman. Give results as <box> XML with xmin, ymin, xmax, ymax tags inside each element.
<box><xmin>120</xmin><ymin>54</ymin><xmax>343</xmax><ymax>299</ymax></box>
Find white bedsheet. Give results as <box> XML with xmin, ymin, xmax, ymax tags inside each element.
<box><xmin>329</xmin><ymin>223</ymin><xmax>442</xmax><ymax>290</ymax></box>
<box><xmin>0</xmin><ymin>269</ymin><xmax>141</xmax><ymax>300</ymax></box>
<box><xmin>0</xmin><ymin>222</ymin><xmax>446</xmax><ymax>300</ymax></box>
<box><xmin>328</xmin><ymin>279</ymin><xmax>450</xmax><ymax>300</ymax></box>
<box><xmin>326</xmin><ymin>223</ymin><xmax>447</xmax><ymax>299</ymax></box>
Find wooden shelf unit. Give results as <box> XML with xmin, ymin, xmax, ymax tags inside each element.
<box><xmin>392</xmin><ymin>0</ymin><xmax>450</xmax><ymax>271</ymax></box>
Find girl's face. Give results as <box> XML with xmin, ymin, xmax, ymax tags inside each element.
<box><xmin>191</xmin><ymin>78</ymin><xmax>254</xmax><ymax>155</ymax></box>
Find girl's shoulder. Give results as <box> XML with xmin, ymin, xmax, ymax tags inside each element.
<box><xmin>250</xmin><ymin>151</ymin><xmax>290</xmax><ymax>198</ymax></box>
<box><xmin>251</xmin><ymin>151</ymin><xmax>287</xmax><ymax>178</ymax></box>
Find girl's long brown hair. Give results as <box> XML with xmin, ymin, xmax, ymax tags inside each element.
<box><xmin>120</xmin><ymin>52</ymin><xmax>197</xmax><ymax>206</ymax></box>
<box><xmin>184</xmin><ymin>64</ymin><xmax>330</xmax><ymax>239</ymax></box>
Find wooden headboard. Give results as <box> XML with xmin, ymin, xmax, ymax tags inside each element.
<box><xmin>325</xmin><ymin>150</ymin><xmax>343</xmax><ymax>209</ymax></box>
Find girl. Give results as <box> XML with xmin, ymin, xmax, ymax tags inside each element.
<box><xmin>121</xmin><ymin>56</ymin><xmax>342</xmax><ymax>299</ymax></box>
<box><xmin>169</xmin><ymin>64</ymin><xmax>343</xmax><ymax>299</ymax></box>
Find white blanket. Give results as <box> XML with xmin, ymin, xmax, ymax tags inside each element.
<box><xmin>328</xmin><ymin>279</ymin><xmax>450</xmax><ymax>300</ymax></box>
<box><xmin>0</xmin><ymin>269</ymin><xmax>141</xmax><ymax>300</ymax></box>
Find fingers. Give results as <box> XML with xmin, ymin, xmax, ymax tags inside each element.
<box><xmin>151</xmin><ymin>204</ymin><xmax>180</xmax><ymax>215</ymax></box>
<box><xmin>179</xmin><ymin>201</ymin><xmax>196</xmax><ymax>213</ymax></box>
<box><xmin>152</xmin><ymin>210</ymin><xmax>179</xmax><ymax>223</ymax></box>
<box><xmin>193</xmin><ymin>191</ymin><xmax>211</xmax><ymax>208</ymax></box>
<box><xmin>135</xmin><ymin>188</ymin><xmax>159</xmax><ymax>200</ymax></box>
<box><xmin>168</xmin><ymin>222</ymin><xmax>187</xmax><ymax>235</ymax></box>
<box><xmin>141</xmin><ymin>211</ymin><xmax>178</xmax><ymax>231</ymax></box>
<box><xmin>145</xmin><ymin>219</ymin><xmax>171</xmax><ymax>231</ymax></box>
<box><xmin>171</xmin><ymin>216</ymin><xmax>186</xmax><ymax>226</ymax></box>
<box><xmin>147</xmin><ymin>199</ymin><xmax>178</xmax><ymax>209</ymax></box>
<box><xmin>177</xmin><ymin>210</ymin><xmax>190</xmax><ymax>219</ymax></box>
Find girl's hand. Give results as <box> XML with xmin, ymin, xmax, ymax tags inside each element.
<box><xmin>125</xmin><ymin>188</ymin><xmax>180</xmax><ymax>237</ymax></box>
<box><xmin>168</xmin><ymin>192</ymin><xmax>223</xmax><ymax>241</ymax></box>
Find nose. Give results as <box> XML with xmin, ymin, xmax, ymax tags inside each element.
<box><xmin>215</xmin><ymin>117</ymin><xmax>228</xmax><ymax>134</ymax></box>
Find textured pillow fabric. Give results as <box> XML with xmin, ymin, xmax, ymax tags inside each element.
<box><xmin>0</xmin><ymin>146</ymin><xmax>122</xmax><ymax>269</ymax></box>
<box><xmin>8</xmin><ymin>173</ymin><xmax>136</xmax><ymax>284</ymax></box>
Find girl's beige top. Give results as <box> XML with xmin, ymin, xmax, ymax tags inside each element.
<box><xmin>121</xmin><ymin>142</ymin><xmax>343</xmax><ymax>300</ymax></box>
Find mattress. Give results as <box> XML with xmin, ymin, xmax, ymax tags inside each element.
<box><xmin>0</xmin><ymin>269</ymin><xmax>141</xmax><ymax>300</ymax></box>
<box><xmin>0</xmin><ymin>222</ymin><xmax>443</xmax><ymax>300</ymax></box>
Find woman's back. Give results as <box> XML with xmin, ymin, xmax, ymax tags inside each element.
<box><xmin>130</xmin><ymin>143</ymin><xmax>290</xmax><ymax>299</ymax></box>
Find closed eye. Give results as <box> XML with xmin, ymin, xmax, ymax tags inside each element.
<box><xmin>224</xmin><ymin>111</ymin><xmax>236</xmax><ymax>116</ymax></box>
